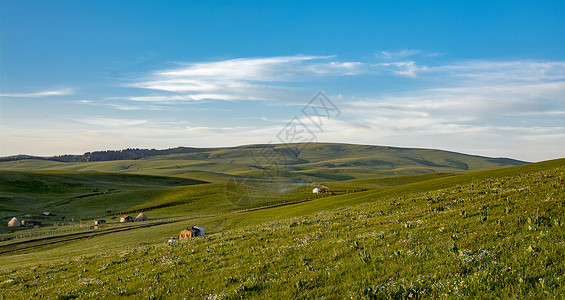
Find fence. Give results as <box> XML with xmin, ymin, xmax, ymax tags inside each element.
<box><xmin>0</xmin><ymin>190</ymin><xmax>358</xmax><ymax>243</ymax></box>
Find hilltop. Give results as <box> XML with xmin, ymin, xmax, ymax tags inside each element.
<box><xmin>0</xmin><ymin>143</ymin><xmax>527</xmax><ymax>183</ymax></box>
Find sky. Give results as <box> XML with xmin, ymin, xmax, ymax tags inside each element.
<box><xmin>1</xmin><ymin>0</ymin><xmax>564</xmax><ymax>162</ymax></box>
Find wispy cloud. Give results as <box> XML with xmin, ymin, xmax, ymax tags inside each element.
<box><xmin>0</xmin><ymin>88</ymin><xmax>73</xmax><ymax>98</ymax></box>
<box><xmin>75</xmin><ymin>118</ymin><xmax>148</xmax><ymax>127</ymax></box>
<box><xmin>329</xmin><ymin>59</ymin><xmax>565</xmax><ymax>161</ymax></box>
<box><xmin>123</xmin><ymin>93</ymin><xmax>254</xmax><ymax>102</ymax></box>
<box><xmin>127</xmin><ymin>55</ymin><xmax>364</xmax><ymax>102</ymax></box>
<box><xmin>72</xmin><ymin>99</ymin><xmax>168</xmax><ymax>111</ymax></box>
<box><xmin>380</xmin><ymin>49</ymin><xmax>421</xmax><ymax>59</ymax></box>
<box><xmin>374</xmin><ymin>61</ymin><xmax>425</xmax><ymax>77</ymax></box>
<box><xmin>426</xmin><ymin>60</ymin><xmax>565</xmax><ymax>82</ymax></box>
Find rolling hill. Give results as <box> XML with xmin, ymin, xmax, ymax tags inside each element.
<box><xmin>0</xmin><ymin>143</ymin><xmax>527</xmax><ymax>183</ymax></box>
<box><xmin>0</xmin><ymin>157</ymin><xmax>563</xmax><ymax>298</ymax></box>
<box><xmin>0</xmin><ymin>171</ymin><xmax>206</xmax><ymax>233</ymax></box>
<box><xmin>3</xmin><ymin>143</ymin><xmax>559</xmax><ymax>298</ymax></box>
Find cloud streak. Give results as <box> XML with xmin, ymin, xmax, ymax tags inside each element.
<box><xmin>127</xmin><ymin>55</ymin><xmax>364</xmax><ymax>102</ymax></box>
<box><xmin>124</xmin><ymin>55</ymin><xmax>565</xmax><ymax>104</ymax></box>
<box><xmin>75</xmin><ymin>118</ymin><xmax>148</xmax><ymax>127</ymax></box>
<box><xmin>380</xmin><ymin>49</ymin><xmax>421</xmax><ymax>59</ymax></box>
<box><xmin>426</xmin><ymin>60</ymin><xmax>565</xmax><ymax>82</ymax></box>
<box><xmin>0</xmin><ymin>88</ymin><xmax>73</xmax><ymax>98</ymax></box>
<box><xmin>329</xmin><ymin>59</ymin><xmax>565</xmax><ymax>161</ymax></box>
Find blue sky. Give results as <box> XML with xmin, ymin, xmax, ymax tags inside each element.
<box><xmin>1</xmin><ymin>1</ymin><xmax>564</xmax><ymax>161</ymax></box>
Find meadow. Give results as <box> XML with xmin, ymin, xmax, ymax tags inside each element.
<box><xmin>0</xmin><ymin>147</ymin><xmax>562</xmax><ymax>298</ymax></box>
<box><xmin>0</xmin><ymin>143</ymin><xmax>526</xmax><ymax>182</ymax></box>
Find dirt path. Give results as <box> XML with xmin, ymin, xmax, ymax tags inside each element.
<box><xmin>0</xmin><ymin>220</ymin><xmax>179</xmax><ymax>255</ymax></box>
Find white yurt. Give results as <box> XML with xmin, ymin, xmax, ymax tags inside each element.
<box><xmin>313</xmin><ymin>188</ymin><xmax>321</xmax><ymax>194</ymax></box>
<box><xmin>8</xmin><ymin>217</ymin><xmax>20</xmax><ymax>227</ymax></box>
<box><xmin>135</xmin><ymin>212</ymin><xmax>148</xmax><ymax>221</ymax></box>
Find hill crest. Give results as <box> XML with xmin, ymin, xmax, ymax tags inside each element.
<box><xmin>0</xmin><ymin>142</ymin><xmax>527</xmax><ymax>165</ymax></box>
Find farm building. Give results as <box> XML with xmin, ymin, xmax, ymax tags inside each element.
<box><xmin>179</xmin><ymin>226</ymin><xmax>205</xmax><ymax>240</ymax></box>
<box><xmin>179</xmin><ymin>228</ymin><xmax>199</xmax><ymax>239</ymax></box>
<box><xmin>21</xmin><ymin>220</ymin><xmax>42</xmax><ymax>227</ymax></box>
<box><xmin>42</xmin><ymin>212</ymin><xmax>52</xmax><ymax>216</ymax></box>
<box><xmin>94</xmin><ymin>220</ymin><xmax>106</xmax><ymax>225</ymax></box>
<box><xmin>119</xmin><ymin>215</ymin><xmax>134</xmax><ymax>223</ymax></box>
<box><xmin>8</xmin><ymin>217</ymin><xmax>20</xmax><ymax>227</ymax></box>
<box><xmin>135</xmin><ymin>213</ymin><xmax>148</xmax><ymax>221</ymax></box>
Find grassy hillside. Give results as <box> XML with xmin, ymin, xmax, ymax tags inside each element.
<box><xmin>0</xmin><ymin>159</ymin><xmax>563</xmax><ymax>298</ymax></box>
<box><xmin>0</xmin><ymin>143</ymin><xmax>526</xmax><ymax>183</ymax></box>
<box><xmin>0</xmin><ymin>171</ymin><xmax>206</xmax><ymax>233</ymax></box>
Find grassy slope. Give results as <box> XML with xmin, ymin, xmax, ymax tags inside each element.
<box><xmin>0</xmin><ymin>170</ymin><xmax>206</xmax><ymax>233</ymax></box>
<box><xmin>0</xmin><ymin>159</ymin><xmax>562</xmax><ymax>298</ymax></box>
<box><xmin>0</xmin><ymin>143</ymin><xmax>526</xmax><ymax>183</ymax></box>
<box><xmin>0</xmin><ymin>160</ymin><xmax>558</xmax><ymax>255</ymax></box>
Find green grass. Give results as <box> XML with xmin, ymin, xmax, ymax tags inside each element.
<box><xmin>0</xmin><ymin>170</ymin><xmax>206</xmax><ymax>233</ymax></box>
<box><xmin>0</xmin><ymin>143</ymin><xmax>527</xmax><ymax>184</ymax></box>
<box><xmin>0</xmin><ymin>158</ymin><xmax>563</xmax><ymax>298</ymax></box>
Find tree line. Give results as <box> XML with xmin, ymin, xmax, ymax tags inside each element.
<box><xmin>0</xmin><ymin>147</ymin><xmax>210</xmax><ymax>162</ymax></box>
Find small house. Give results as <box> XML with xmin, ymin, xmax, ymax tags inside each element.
<box><xmin>179</xmin><ymin>228</ymin><xmax>199</xmax><ymax>239</ymax></box>
<box><xmin>179</xmin><ymin>226</ymin><xmax>205</xmax><ymax>240</ymax></box>
<box><xmin>135</xmin><ymin>213</ymin><xmax>148</xmax><ymax>221</ymax></box>
<box><xmin>42</xmin><ymin>212</ymin><xmax>53</xmax><ymax>216</ymax></box>
<box><xmin>8</xmin><ymin>217</ymin><xmax>20</xmax><ymax>227</ymax></box>
<box><xmin>119</xmin><ymin>215</ymin><xmax>134</xmax><ymax>223</ymax></box>
<box><xmin>94</xmin><ymin>220</ymin><xmax>106</xmax><ymax>226</ymax></box>
<box><xmin>313</xmin><ymin>188</ymin><xmax>321</xmax><ymax>194</ymax></box>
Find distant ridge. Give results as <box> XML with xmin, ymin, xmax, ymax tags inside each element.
<box><xmin>0</xmin><ymin>143</ymin><xmax>528</xmax><ymax>177</ymax></box>
<box><xmin>0</xmin><ymin>147</ymin><xmax>213</xmax><ymax>163</ymax></box>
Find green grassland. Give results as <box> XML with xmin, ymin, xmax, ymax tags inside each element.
<box><xmin>0</xmin><ymin>171</ymin><xmax>206</xmax><ymax>233</ymax></box>
<box><xmin>0</xmin><ymin>143</ymin><xmax>526</xmax><ymax>183</ymax></box>
<box><xmin>0</xmin><ymin>142</ymin><xmax>525</xmax><ymax>236</ymax></box>
<box><xmin>0</xmin><ymin>148</ymin><xmax>563</xmax><ymax>298</ymax></box>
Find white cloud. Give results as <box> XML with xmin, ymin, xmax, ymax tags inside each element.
<box><xmin>155</xmin><ymin>56</ymin><xmax>327</xmax><ymax>80</ymax></box>
<box><xmin>380</xmin><ymin>49</ymin><xmax>421</xmax><ymax>59</ymax></box>
<box><xmin>374</xmin><ymin>61</ymin><xmax>425</xmax><ymax>77</ymax></box>
<box><xmin>345</xmin><ymin>81</ymin><xmax>565</xmax><ymax>122</ymax></box>
<box><xmin>75</xmin><ymin>118</ymin><xmax>148</xmax><ymax>127</ymax></box>
<box><xmin>126</xmin><ymin>55</ymin><xmax>365</xmax><ymax>102</ymax></box>
<box><xmin>0</xmin><ymin>88</ymin><xmax>73</xmax><ymax>98</ymax></box>
<box><xmin>330</xmin><ymin>59</ymin><xmax>565</xmax><ymax>161</ymax></box>
<box><xmin>426</xmin><ymin>60</ymin><xmax>565</xmax><ymax>82</ymax></box>
<box><xmin>124</xmin><ymin>94</ymin><xmax>250</xmax><ymax>102</ymax></box>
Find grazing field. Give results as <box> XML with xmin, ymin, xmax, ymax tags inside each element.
<box><xmin>0</xmin><ymin>170</ymin><xmax>206</xmax><ymax>233</ymax></box>
<box><xmin>0</xmin><ymin>143</ymin><xmax>526</xmax><ymax>183</ymax></box>
<box><xmin>0</xmin><ymin>156</ymin><xmax>563</xmax><ymax>298</ymax></box>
